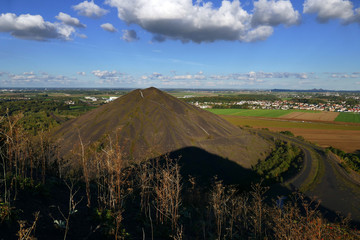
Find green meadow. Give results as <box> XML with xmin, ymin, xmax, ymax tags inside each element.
<box><xmin>335</xmin><ymin>112</ymin><xmax>360</xmax><ymax>123</ymax></box>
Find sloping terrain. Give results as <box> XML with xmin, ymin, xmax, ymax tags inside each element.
<box><xmin>53</xmin><ymin>87</ymin><xmax>270</xmax><ymax>167</ymax></box>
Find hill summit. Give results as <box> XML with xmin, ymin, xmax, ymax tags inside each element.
<box><xmin>54</xmin><ymin>87</ymin><xmax>270</xmax><ymax>167</ymax></box>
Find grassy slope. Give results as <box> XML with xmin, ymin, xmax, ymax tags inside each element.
<box><xmin>335</xmin><ymin>112</ymin><xmax>360</xmax><ymax>123</ymax></box>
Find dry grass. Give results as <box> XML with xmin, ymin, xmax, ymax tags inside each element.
<box><xmin>281</xmin><ymin>111</ymin><xmax>339</xmax><ymax>121</ymax></box>
<box><xmin>222</xmin><ymin>115</ymin><xmax>360</xmax><ymax>152</ymax></box>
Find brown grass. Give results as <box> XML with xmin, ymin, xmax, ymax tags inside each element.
<box><xmin>272</xmin><ymin>128</ymin><xmax>360</xmax><ymax>153</ymax></box>
<box><xmin>222</xmin><ymin>115</ymin><xmax>360</xmax><ymax>153</ymax></box>
<box><xmin>281</xmin><ymin>112</ymin><xmax>339</xmax><ymax>121</ymax></box>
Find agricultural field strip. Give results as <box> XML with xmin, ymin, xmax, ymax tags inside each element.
<box><xmin>208</xmin><ymin>109</ymin><xmax>360</xmax><ymax>123</ymax></box>
<box><xmin>335</xmin><ymin>112</ymin><xmax>360</xmax><ymax>123</ymax></box>
<box><xmin>221</xmin><ymin>115</ymin><xmax>360</xmax><ymax>131</ymax></box>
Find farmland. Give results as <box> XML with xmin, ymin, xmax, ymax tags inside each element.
<box><xmin>220</xmin><ymin>115</ymin><xmax>360</xmax><ymax>153</ymax></box>
<box><xmin>335</xmin><ymin>112</ymin><xmax>360</xmax><ymax>123</ymax></box>
<box><xmin>281</xmin><ymin>111</ymin><xmax>339</xmax><ymax>121</ymax></box>
<box><xmin>208</xmin><ymin>108</ymin><xmax>360</xmax><ymax>123</ymax></box>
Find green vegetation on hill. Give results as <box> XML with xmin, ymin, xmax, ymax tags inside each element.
<box><xmin>0</xmin><ymin>98</ymin><xmax>97</xmax><ymax>134</ymax></box>
<box><xmin>327</xmin><ymin>146</ymin><xmax>360</xmax><ymax>172</ymax></box>
<box><xmin>253</xmin><ymin>140</ymin><xmax>303</xmax><ymax>182</ymax></box>
<box><xmin>335</xmin><ymin>112</ymin><xmax>360</xmax><ymax>123</ymax></box>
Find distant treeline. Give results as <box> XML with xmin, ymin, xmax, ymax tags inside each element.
<box><xmin>327</xmin><ymin>146</ymin><xmax>360</xmax><ymax>172</ymax></box>
<box><xmin>0</xmin><ymin>98</ymin><xmax>96</xmax><ymax>135</ymax></box>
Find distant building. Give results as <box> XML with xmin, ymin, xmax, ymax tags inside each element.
<box><xmin>105</xmin><ymin>96</ymin><xmax>119</xmax><ymax>103</ymax></box>
<box><xmin>84</xmin><ymin>96</ymin><xmax>97</xmax><ymax>101</ymax></box>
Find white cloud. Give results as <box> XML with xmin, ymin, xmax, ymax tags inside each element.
<box><xmin>209</xmin><ymin>71</ymin><xmax>313</xmax><ymax>81</ymax></box>
<box><xmin>105</xmin><ymin>0</ymin><xmax>298</xmax><ymax>43</ymax></box>
<box><xmin>0</xmin><ymin>13</ymin><xmax>75</xmax><ymax>41</ymax></box>
<box><xmin>122</xmin><ymin>29</ymin><xmax>139</xmax><ymax>42</ymax></box>
<box><xmin>73</xmin><ymin>0</ymin><xmax>109</xmax><ymax>18</ymax></box>
<box><xmin>101</xmin><ymin>23</ymin><xmax>117</xmax><ymax>32</ymax></box>
<box><xmin>56</xmin><ymin>12</ymin><xmax>86</xmax><ymax>28</ymax></box>
<box><xmin>303</xmin><ymin>0</ymin><xmax>356</xmax><ymax>23</ymax></box>
<box><xmin>91</xmin><ymin>70</ymin><xmax>135</xmax><ymax>84</ymax></box>
<box><xmin>330</xmin><ymin>73</ymin><xmax>360</xmax><ymax>78</ymax></box>
<box><xmin>77</xmin><ymin>33</ymin><xmax>88</xmax><ymax>38</ymax></box>
<box><xmin>252</xmin><ymin>0</ymin><xmax>301</xmax><ymax>27</ymax></box>
<box><xmin>1</xmin><ymin>72</ymin><xmax>77</xmax><ymax>85</ymax></box>
<box><xmin>77</xmin><ymin>71</ymin><xmax>86</xmax><ymax>76</ymax></box>
<box><xmin>92</xmin><ymin>70</ymin><xmax>118</xmax><ymax>78</ymax></box>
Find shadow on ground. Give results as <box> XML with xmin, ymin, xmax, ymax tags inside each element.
<box><xmin>156</xmin><ymin>146</ymin><xmax>360</xmax><ymax>228</ymax></box>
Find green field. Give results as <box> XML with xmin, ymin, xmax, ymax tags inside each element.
<box><xmin>207</xmin><ymin>109</ymin><xmax>294</xmax><ymax>118</ymax></box>
<box><xmin>335</xmin><ymin>112</ymin><xmax>360</xmax><ymax>123</ymax></box>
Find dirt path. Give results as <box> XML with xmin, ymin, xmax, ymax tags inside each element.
<box><xmin>307</xmin><ymin>153</ymin><xmax>360</xmax><ymax>222</ymax></box>
<box><xmin>256</xmin><ymin>130</ymin><xmax>360</xmax><ymax>222</ymax></box>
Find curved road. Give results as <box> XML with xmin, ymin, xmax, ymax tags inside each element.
<box><xmin>257</xmin><ymin>130</ymin><xmax>360</xmax><ymax>222</ymax></box>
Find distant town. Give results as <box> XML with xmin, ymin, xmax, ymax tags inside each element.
<box><xmin>1</xmin><ymin>88</ymin><xmax>360</xmax><ymax>113</ymax></box>
<box><xmin>191</xmin><ymin>99</ymin><xmax>360</xmax><ymax>112</ymax></box>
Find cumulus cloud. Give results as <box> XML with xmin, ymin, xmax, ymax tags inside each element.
<box><xmin>330</xmin><ymin>73</ymin><xmax>360</xmax><ymax>78</ymax></box>
<box><xmin>77</xmin><ymin>71</ymin><xmax>86</xmax><ymax>76</ymax></box>
<box><xmin>105</xmin><ymin>0</ymin><xmax>299</xmax><ymax>43</ymax></box>
<box><xmin>0</xmin><ymin>13</ymin><xmax>75</xmax><ymax>41</ymax></box>
<box><xmin>252</xmin><ymin>0</ymin><xmax>301</xmax><ymax>27</ymax></box>
<box><xmin>91</xmin><ymin>70</ymin><xmax>135</xmax><ymax>84</ymax></box>
<box><xmin>77</xmin><ymin>33</ymin><xmax>88</xmax><ymax>38</ymax></box>
<box><xmin>303</xmin><ymin>0</ymin><xmax>360</xmax><ymax>24</ymax></box>
<box><xmin>1</xmin><ymin>72</ymin><xmax>77</xmax><ymax>85</ymax></box>
<box><xmin>145</xmin><ymin>71</ymin><xmax>206</xmax><ymax>81</ymax></box>
<box><xmin>92</xmin><ymin>70</ymin><xmax>118</xmax><ymax>78</ymax></box>
<box><xmin>101</xmin><ymin>23</ymin><xmax>117</xmax><ymax>32</ymax></box>
<box><xmin>152</xmin><ymin>34</ymin><xmax>166</xmax><ymax>43</ymax></box>
<box><xmin>56</xmin><ymin>12</ymin><xmax>86</xmax><ymax>28</ymax></box>
<box><xmin>122</xmin><ymin>29</ymin><xmax>139</xmax><ymax>42</ymax></box>
<box><xmin>209</xmin><ymin>71</ymin><xmax>313</xmax><ymax>81</ymax></box>
<box><xmin>73</xmin><ymin>0</ymin><xmax>109</xmax><ymax>18</ymax></box>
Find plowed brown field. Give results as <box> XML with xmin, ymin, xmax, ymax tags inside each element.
<box><xmin>280</xmin><ymin>111</ymin><xmax>339</xmax><ymax>121</ymax></box>
<box><xmin>221</xmin><ymin>115</ymin><xmax>360</xmax><ymax>153</ymax></box>
<box><xmin>264</xmin><ymin>127</ymin><xmax>360</xmax><ymax>153</ymax></box>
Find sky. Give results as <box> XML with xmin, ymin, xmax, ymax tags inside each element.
<box><xmin>0</xmin><ymin>0</ymin><xmax>360</xmax><ymax>90</ymax></box>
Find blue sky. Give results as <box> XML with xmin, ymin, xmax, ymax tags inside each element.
<box><xmin>1</xmin><ymin>0</ymin><xmax>360</xmax><ymax>90</ymax></box>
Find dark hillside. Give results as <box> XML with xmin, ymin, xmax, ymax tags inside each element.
<box><xmin>53</xmin><ymin>87</ymin><xmax>271</xmax><ymax>167</ymax></box>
